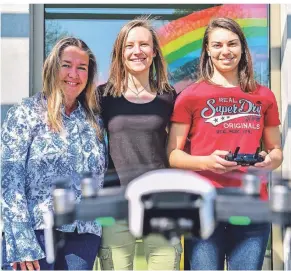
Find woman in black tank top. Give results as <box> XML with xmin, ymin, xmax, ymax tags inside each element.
<box><xmin>96</xmin><ymin>17</ymin><xmax>182</xmax><ymax>271</ymax></box>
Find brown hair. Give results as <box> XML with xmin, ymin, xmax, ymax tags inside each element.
<box><xmin>42</xmin><ymin>37</ymin><xmax>102</xmax><ymax>139</ymax></box>
<box><xmin>199</xmin><ymin>17</ymin><xmax>257</xmax><ymax>93</ymax></box>
<box><xmin>104</xmin><ymin>16</ymin><xmax>173</xmax><ymax>96</ymax></box>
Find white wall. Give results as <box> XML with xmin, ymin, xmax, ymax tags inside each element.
<box><xmin>280</xmin><ymin>4</ymin><xmax>291</xmax><ymax>178</ymax></box>
<box><xmin>1</xmin><ymin>4</ymin><xmax>30</xmax><ymax>124</ymax></box>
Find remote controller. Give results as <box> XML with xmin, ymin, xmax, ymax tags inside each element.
<box><xmin>225</xmin><ymin>147</ymin><xmax>264</xmax><ymax>166</ymax></box>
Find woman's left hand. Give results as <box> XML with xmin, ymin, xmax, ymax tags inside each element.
<box><xmin>252</xmin><ymin>151</ymin><xmax>272</xmax><ymax>169</ymax></box>
<box><xmin>11</xmin><ymin>260</ymin><xmax>40</xmax><ymax>271</ymax></box>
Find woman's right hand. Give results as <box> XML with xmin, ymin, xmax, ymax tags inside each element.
<box><xmin>204</xmin><ymin>150</ymin><xmax>241</xmax><ymax>174</ymax></box>
<box><xmin>11</xmin><ymin>260</ymin><xmax>40</xmax><ymax>271</ymax></box>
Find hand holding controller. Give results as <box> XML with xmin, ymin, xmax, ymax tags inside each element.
<box><xmin>225</xmin><ymin>147</ymin><xmax>264</xmax><ymax>166</ymax></box>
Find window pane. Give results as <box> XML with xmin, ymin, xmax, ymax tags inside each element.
<box><xmin>45</xmin><ymin>4</ymin><xmax>269</xmax><ymax>93</ymax></box>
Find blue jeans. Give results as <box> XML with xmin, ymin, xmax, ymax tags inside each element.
<box><xmin>185</xmin><ymin>223</ymin><xmax>270</xmax><ymax>270</ymax></box>
<box><xmin>2</xmin><ymin>230</ymin><xmax>101</xmax><ymax>270</ymax></box>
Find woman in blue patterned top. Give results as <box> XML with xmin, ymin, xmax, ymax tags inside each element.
<box><xmin>1</xmin><ymin>37</ymin><xmax>107</xmax><ymax>270</ymax></box>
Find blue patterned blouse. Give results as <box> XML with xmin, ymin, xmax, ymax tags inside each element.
<box><xmin>1</xmin><ymin>92</ymin><xmax>107</xmax><ymax>263</ymax></box>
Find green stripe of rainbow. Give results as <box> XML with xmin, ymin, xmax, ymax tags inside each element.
<box><xmin>157</xmin><ymin>4</ymin><xmax>268</xmax><ymax>66</ymax></box>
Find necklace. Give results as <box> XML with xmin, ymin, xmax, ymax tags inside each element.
<box><xmin>127</xmin><ymin>81</ymin><xmax>150</xmax><ymax>98</ymax></box>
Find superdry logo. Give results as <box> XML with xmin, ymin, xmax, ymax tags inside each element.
<box><xmin>201</xmin><ymin>98</ymin><xmax>262</xmax><ymax>127</ymax></box>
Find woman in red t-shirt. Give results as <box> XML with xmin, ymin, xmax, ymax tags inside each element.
<box><xmin>167</xmin><ymin>17</ymin><xmax>283</xmax><ymax>270</ymax></box>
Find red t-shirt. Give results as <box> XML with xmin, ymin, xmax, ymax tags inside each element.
<box><xmin>171</xmin><ymin>81</ymin><xmax>281</xmax><ymax>199</ymax></box>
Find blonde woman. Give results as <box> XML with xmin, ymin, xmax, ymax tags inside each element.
<box><xmin>97</xmin><ymin>17</ymin><xmax>182</xmax><ymax>270</ymax></box>
<box><xmin>1</xmin><ymin>37</ymin><xmax>107</xmax><ymax>270</ymax></box>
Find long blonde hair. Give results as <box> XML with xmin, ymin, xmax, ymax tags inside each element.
<box><xmin>104</xmin><ymin>16</ymin><xmax>173</xmax><ymax>96</ymax></box>
<box><xmin>199</xmin><ymin>17</ymin><xmax>257</xmax><ymax>93</ymax></box>
<box><xmin>42</xmin><ymin>37</ymin><xmax>102</xmax><ymax>139</ymax></box>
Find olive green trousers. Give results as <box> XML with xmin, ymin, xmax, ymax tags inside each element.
<box><xmin>94</xmin><ymin>221</ymin><xmax>183</xmax><ymax>270</ymax></box>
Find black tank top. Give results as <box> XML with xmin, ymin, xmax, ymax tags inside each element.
<box><xmin>98</xmin><ymin>83</ymin><xmax>176</xmax><ymax>186</ymax></box>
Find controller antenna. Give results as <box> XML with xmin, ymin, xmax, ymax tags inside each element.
<box><xmin>254</xmin><ymin>147</ymin><xmax>260</xmax><ymax>159</ymax></box>
<box><xmin>234</xmin><ymin>147</ymin><xmax>240</xmax><ymax>158</ymax></box>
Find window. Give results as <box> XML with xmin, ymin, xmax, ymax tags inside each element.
<box><xmin>45</xmin><ymin>4</ymin><xmax>269</xmax><ymax>93</ymax></box>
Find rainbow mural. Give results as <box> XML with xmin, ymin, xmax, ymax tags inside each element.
<box><xmin>157</xmin><ymin>4</ymin><xmax>269</xmax><ymax>92</ymax></box>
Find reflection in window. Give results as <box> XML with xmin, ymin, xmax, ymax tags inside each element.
<box><xmin>45</xmin><ymin>4</ymin><xmax>269</xmax><ymax>93</ymax></box>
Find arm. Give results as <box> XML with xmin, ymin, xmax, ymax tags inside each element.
<box><xmin>1</xmin><ymin>105</ymin><xmax>45</xmax><ymax>265</ymax></box>
<box><xmin>254</xmin><ymin>126</ymin><xmax>283</xmax><ymax>170</ymax></box>
<box><xmin>167</xmin><ymin>122</ymin><xmax>240</xmax><ymax>174</ymax></box>
<box><xmin>100</xmin><ymin>117</ymin><xmax>109</xmax><ymax>186</ymax></box>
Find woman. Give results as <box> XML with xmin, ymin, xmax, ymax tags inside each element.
<box><xmin>167</xmin><ymin>17</ymin><xmax>283</xmax><ymax>270</ymax></box>
<box><xmin>97</xmin><ymin>17</ymin><xmax>182</xmax><ymax>270</ymax></box>
<box><xmin>1</xmin><ymin>37</ymin><xmax>107</xmax><ymax>270</ymax></box>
